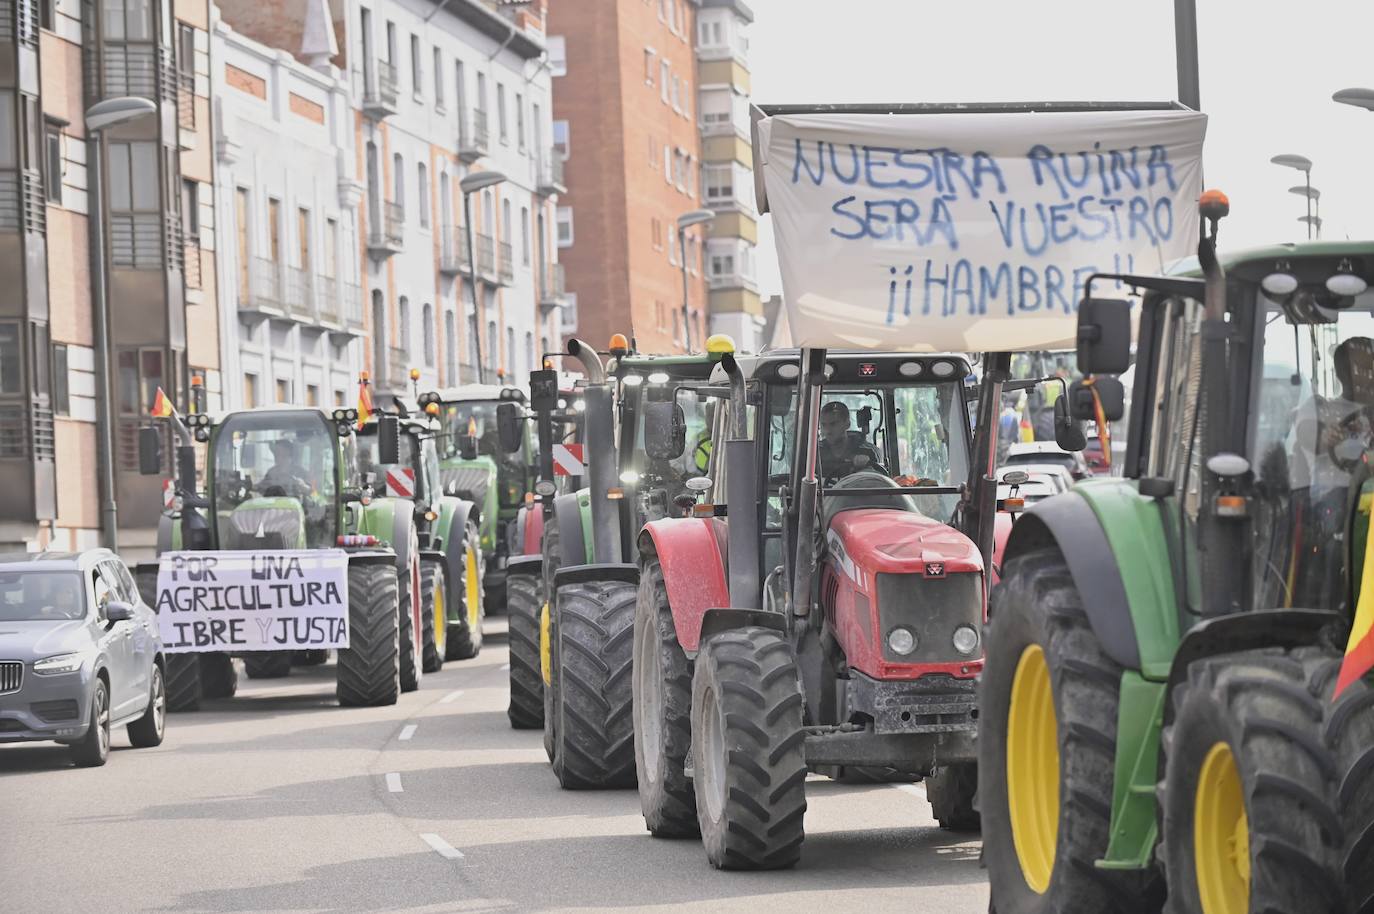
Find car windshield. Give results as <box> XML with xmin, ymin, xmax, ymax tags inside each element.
<box><xmin>0</xmin><ymin>570</ymin><xmax>85</xmax><ymax>621</ymax></box>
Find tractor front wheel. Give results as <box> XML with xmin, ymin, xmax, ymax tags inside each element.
<box><xmin>927</xmin><ymin>763</ymin><xmax>980</xmax><ymax>832</ymax></box>
<box><xmin>549</xmin><ymin>579</ymin><xmax>637</xmax><ymax>789</ymax></box>
<box><xmin>337</xmin><ymin>562</ymin><xmax>400</xmax><ymax>707</ymax></box>
<box><xmin>137</xmin><ymin>567</ymin><xmax>202</xmax><ymax>712</ymax></box>
<box><xmin>244</xmin><ymin>652</ymin><xmax>293</xmax><ymax>679</ymax></box>
<box><xmin>1160</xmin><ymin>647</ymin><xmax>1344</xmax><ymax>914</ymax></box>
<box><xmin>445</xmin><ymin>522</ymin><xmax>485</xmax><ymax>661</ymax></box>
<box><xmin>420</xmin><ymin>561</ymin><xmax>447</xmax><ymax>674</ymax></box>
<box><xmin>398</xmin><ymin>539</ymin><xmax>421</xmax><ymax>693</ymax></box>
<box><xmin>199</xmin><ymin>653</ymin><xmax>237</xmax><ymax>700</ymax></box>
<box><xmin>980</xmin><ymin>548</ymin><xmax>1157</xmax><ymax>914</ymax></box>
<box><xmin>1327</xmin><ymin>658</ymin><xmax>1374</xmax><ymax>913</ymax></box>
<box><xmin>506</xmin><ymin>571</ymin><xmax>543</xmax><ymax>729</ymax></box>
<box><xmin>691</xmin><ymin>626</ymin><xmax>806</xmax><ymax>870</ymax></box>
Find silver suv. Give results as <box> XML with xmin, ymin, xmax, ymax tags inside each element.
<box><xmin>0</xmin><ymin>550</ymin><xmax>167</xmax><ymax>767</ymax></box>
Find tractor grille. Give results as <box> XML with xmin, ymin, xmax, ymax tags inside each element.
<box><xmin>441</xmin><ymin>466</ymin><xmax>492</xmax><ymax>503</ymax></box>
<box><xmin>226</xmin><ymin>506</ymin><xmax>303</xmax><ymax>550</ymax></box>
<box><xmin>875</xmin><ymin>572</ymin><xmax>982</xmax><ymax>664</ymax></box>
<box><xmin>31</xmin><ymin>699</ymin><xmax>79</xmax><ymax>722</ymax></box>
<box><xmin>0</xmin><ymin>661</ymin><xmax>21</xmax><ymax>695</ymax></box>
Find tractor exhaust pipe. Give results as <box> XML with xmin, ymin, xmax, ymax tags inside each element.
<box><xmin>565</xmin><ymin>338</ymin><xmax>605</xmax><ymax>383</ymax></box>
<box><xmin>789</xmin><ymin>348</ymin><xmax>826</xmax><ymax>618</ymax></box>
<box><xmin>720</xmin><ymin>353</ymin><xmax>760</xmax><ymax>610</ymax></box>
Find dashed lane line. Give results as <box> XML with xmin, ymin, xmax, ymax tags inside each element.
<box><xmin>439</xmin><ymin>689</ymin><xmax>465</xmax><ymax>704</ymax></box>
<box><xmin>499</xmin><ymin>662</ymin><xmax>510</xmax><ymax>671</ymax></box>
<box><xmin>398</xmin><ymin>723</ymin><xmax>418</xmax><ymax>741</ymax></box>
<box><xmin>420</xmin><ymin>833</ymin><xmax>465</xmax><ymax>860</ymax></box>
<box><xmin>386</xmin><ymin>772</ymin><xmax>404</xmax><ymax>793</ymax></box>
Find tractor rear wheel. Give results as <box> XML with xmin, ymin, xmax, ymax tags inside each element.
<box><xmin>506</xmin><ymin>571</ymin><xmax>543</xmax><ymax>729</ymax></box>
<box><xmin>980</xmin><ymin>548</ymin><xmax>1157</xmax><ymax>914</ymax></box>
<box><xmin>199</xmin><ymin>653</ymin><xmax>237</xmax><ymax>699</ymax></box>
<box><xmin>633</xmin><ymin>557</ymin><xmax>698</xmax><ymax>836</ymax></box>
<box><xmin>420</xmin><ymin>561</ymin><xmax>446</xmax><ymax>673</ymax></box>
<box><xmin>1160</xmin><ymin>647</ymin><xmax>1344</xmax><ymax>914</ymax></box>
<box><xmin>540</xmin><ymin>518</ymin><xmax>562</xmax><ymax>763</ymax></box>
<box><xmin>691</xmin><ymin>626</ymin><xmax>806</xmax><ymax>870</ymax></box>
<box><xmin>1326</xmin><ymin>658</ymin><xmax>1374</xmax><ymax>914</ymax></box>
<box><xmin>337</xmin><ymin>562</ymin><xmax>400</xmax><ymax>707</ymax></box>
<box><xmin>136</xmin><ymin>567</ymin><xmax>202</xmax><ymax>712</ymax></box>
<box><xmin>244</xmin><ymin>652</ymin><xmax>293</xmax><ymax>679</ymax></box>
<box><xmin>550</xmin><ymin>579</ymin><xmax>637</xmax><ymax>789</ymax></box>
<box><xmin>445</xmin><ymin>522</ymin><xmax>485</xmax><ymax>661</ymax></box>
<box><xmin>927</xmin><ymin>763</ymin><xmax>980</xmax><ymax>832</ymax></box>
<box><xmin>399</xmin><ymin>544</ymin><xmax>421</xmax><ymax>693</ymax></box>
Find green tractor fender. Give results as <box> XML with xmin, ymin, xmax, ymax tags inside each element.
<box><xmin>433</xmin><ymin>495</ymin><xmax>480</xmax><ymax>585</ymax></box>
<box><xmin>442</xmin><ymin>455</ymin><xmax>500</xmax><ymax>553</ymax></box>
<box><xmin>552</xmin><ymin>490</ymin><xmax>591</xmax><ymax>567</ymax></box>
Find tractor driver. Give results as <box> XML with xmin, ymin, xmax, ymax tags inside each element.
<box><xmin>260</xmin><ymin>439</ymin><xmax>312</xmax><ymax>496</ymax></box>
<box><xmin>818</xmin><ymin>400</ymin><xmax>883</xmax><ymax>479</ymax></box>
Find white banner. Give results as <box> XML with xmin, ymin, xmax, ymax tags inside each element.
<box><xmin>758</xmin><ymin>108</ymin><xmax>1207</xmax><ymax>352</ymax></box>
<box><xmin>154</xmin><ymin>550</ymin><xmax>350</xmax><ymax>653</ymax></box>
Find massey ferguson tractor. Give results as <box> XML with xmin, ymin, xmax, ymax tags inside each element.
<box><xmin>982</xmin><ymin>199</ymin><xmax>1374</xmax><ymax>912</ymax></box>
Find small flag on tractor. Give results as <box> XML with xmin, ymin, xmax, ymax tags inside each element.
<box><xmin>1337</xmin><ymin>519</ymin><xmax>1374</xmax><ymax>696</ymax></box>
<box><xmin>150</xmin><ymin>386</ymin><xmax>174</xmax><ymax>417</ymax></box>
<box><xmin>356</xmin><ymin>377</ymin><xmax>374</xmax><ymax>430</ymax></box>
<box><xmin>467</xmin><ymin>416</ymin><xmax>478</xmax><ymax>437</ymax></box>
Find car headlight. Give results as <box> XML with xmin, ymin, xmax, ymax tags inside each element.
<box><xmin>952</xmin><ymin>625</ymin><xmax>980</xmax><ymax>655</ymax></box>
<box><xmin>33</xmin><ymin>653</ymin><xmax>83</xmax><ymax>675</ymax></box>
<box><xmin>887</xmin><ymin>626</ymin><xmax>917</xmax><ymax>656</ymax></box>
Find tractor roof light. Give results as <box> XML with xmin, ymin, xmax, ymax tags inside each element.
<box><xmin>359</xmin><ymin>370</ymin><xmax>370</xmax><ymax>382</ymax></box>
<box><xmin>619</xmin><ymin>470</ymin><xmax>640</xmax><ymax>485</ymax></box>
<box><xmin>425</xmin><ymin>403</ymin><xmax>440</xmax><ymax>416</ymax></box>
<box><xmin>1206</xmin><ymin>453</ymin><xmax>1250</xmax><ymax>478</ymax></box>
<box><xmin>898</xmin><ymin>361</ymin><xmax>924</xmax><ymax>377</ymax></box>
<box><xmin>608</xmin><ymin>333</ymin><xmax>629</xmax><ymax>356</ymax></box>
<box><xmin>1327</xmin><ymin>258</ymin><xmax>1369</xmax><ymax>298</ymax></box>
<box><xmin>1261</xmin><ymin>267</ymin><xmax>1299</xmax><ymax>298</ymax></box>
<box><xmin>647</xmin><ymin>372</ymin><xmax>670</xmax><ymax>385</ymax></box>
<box><xmin>705</xmin><ymin>333</ymin><xmax>736</xmax><ymax>354</ymax></box>
<box><xmin>622</xmin><ymin>373</ymin><xmax>644</xmax><ymax>387</ymax></box>
<box><xmin>409</xmin><ymin>368</ymin><xmax>421</xmax><ymax>381</ymax></box>
<box><xmin>930</xmin><ymin>360</ymin><xmax>956</xmax><ymax>378</ymax></box>
<box><xmin>776</xmin><ymin>363</ymin><xmax>800</xmax><ymax>380</ymax></box>
<box><xmin>572</xmin><ymin>399</ymin><xmax>586</xmax><ymax>412</ymax></box>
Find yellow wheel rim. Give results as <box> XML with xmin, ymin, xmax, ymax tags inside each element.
<box><xmin>539</xmin><ymin>601</ymin><xmax>552</xmax><ymax>686</ymax></box>
<box><xmin>433</xmin><ymin>577</ymin><xmax>446</xmax><ymax>655</ymax></box>
<box><xmin>465</xmin><ymin>548</ymin><xmax>480</xmax><ymax>629</ymax></box>
<box><xmin>1007</xmin><ymin>644</ymin><xmax>1060</xmax><ymax>894</ymax></box>
<box><xmin>1195</xmin><ymin>742</ymin><xmax>1250</xmax><ymax>914</ymax></box>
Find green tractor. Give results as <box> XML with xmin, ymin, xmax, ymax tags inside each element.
<box><xmin>134</xmin><ymin>405</ymin><xmax>417</xmax><ymax>710</ymax></box>
<box><xmin>529</xmin><ymin>334</ymin><xmax>731</xmax><ymax>789</ymax></box>
<box><xmin>982</xmin><ymin>193</ymin><xmax>1374</xmax><ymax>913</ymax></box>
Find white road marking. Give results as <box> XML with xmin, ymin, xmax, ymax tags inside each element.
<box><xmin>897</xmin><ymin>784</ymin><xmax>927</xmax><ymax>798</ymax></box>
<box><xmin>398</xmin><ymin>724</ymin><xmax>418</xmax><ymax>741</ymax></box>
<box><xmin>421</xmin><ymin>832</ymin><xmax>465</xmax><ymax>859</ymax></box>
<box><xmin>500</xmin><ymin>662</ymin><xmax>510</xmax><ymax>671</ymax></box>
<box><xmin>440</xmin><ymin>689</ymin><xmax>465</xmax><ymax>704</ymax></box>
<box><xmin>386</xmin><ymin>772</ymin><xmax>403</xmax><ymax>793</ymax></box>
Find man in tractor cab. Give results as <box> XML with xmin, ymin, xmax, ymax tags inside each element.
<box><xmin>260</xmin><ymin>439</ymin><xmax>312</xmax><ymax>495</ymax></box>
<box><xmin>818</xmin><ymin>400</ymin><xmax>883</xmax><ymax>478</ymax></box>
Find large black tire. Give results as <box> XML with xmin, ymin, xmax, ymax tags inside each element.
<box><xmin>507</xmin><ymin>571</ymin><xmax>543</xmax><ymax>729</ymax></box>
<box><xmin>926</xmin><ymin>763</ymin><xmax>980</xmax><ymax>831</ymax></box>
<box><xmin>633</xmin><ymin>557</ymin><xmax>698</xmax><ymax>836</ymax></box>
<box><xmin>399</xmin><ymin>546</ymin><xmax>421</xmax><ymax>693</ymax></box>
<box><xmin>1327</xmin><ymin>659</ymin><xmax>1374</xmax><ymax>914</ymax></box>
<box><xmin>541</xmin><ymin>517</ymin><xmax>562</xmax><ymax>763</ymax></box>
<box><xmin>691</xmin><ymin>626</ymin><xmax>807</xmax><ymax>870</ymax></box>
<box><xmin>1160</xmin><ymin>646</ymin><xmax>1345</xmax><ymax>914</ymax></box>
<box><xmin>337</xmin><ymin>562</ymin><xmax>400</xmax><ymax>707</ymax></box>
<box><xmin>70</xmin><ymin>677</ymin><xmax>111</xmax><ymax>768</ymax></box>
<box><xmin>981</xmin><ymin>548</ymin><xmax>1158</xmax><ymax>914</ymax></box>
<box><xmin>293</xmin><ymin>650</ymin><xmax>329</xmax><ymax>666</ymax></box>
<box><xmin>244</xmin><ymin>652</ymin><xmax>293</xmax><ymax>679</ymax></box>
<box><xmin>136</xmin><ymin>567</ymin><xmax>202</xmax><ymax>712</ymax></box>
<box><xmin>550</xmin><ymin>579</ymin><xmax>637</xmax><ymax>789</ymax></box>
<box><xmin>445</xmin><ymin>522</ymin><xmax>485</xmax><ymax>661</ymax></box>
<box><xmin>127</xmin><ymin>663</ymin><xmax>167</xmax><ymax>748</ymax></box>
<box><xmin>420</xmin><ymin>561</ymin><xmax>447</xmax><ymax>674</ymax></box>
<box><xmin>200</xmin><ymin>653</ymin><xmax>237</xmax><ymax>699</ymax></box>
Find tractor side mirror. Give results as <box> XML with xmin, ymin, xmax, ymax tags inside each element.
<box><xmin>529</xmin><ymin>369</ymin><xmax>559</xmax><ymax>412</ymax></box>
<box><xmin>1053</xmin><ymin>398</ymin><xmax>1087</xmax><ymax>452</ymax></box>
<box><xmin>1068</xmin><ymin>377</ymin><xmax>1126</xmax><ymax>422</ymax></box>
<box><xmin>1077</xmin><ymin>298</ymin><xmax>1132</xmax><ymax>375</ymax></box>
<box><xmin>459</xmin><ymin>434</ymin><xmax>480</xmax><ymax>461</ymax></box>
<box><xmin>497</xmin><ymin>402</ymin><xmax>523</xmax><ymax>453</ymax></box>
<box><xmin>137</xmin><ymin>426</ymin><xmax>162</xmax><ymax>475</ymax></box>
<box><xmin>378</xmin><ymin>414</ymin><xmax>401</xmax><ymax>465</ymax></box>
<box><xmin>643</xmin><ymin>399</ymin><xmax>686</xmax><ymax>460</ymax></box>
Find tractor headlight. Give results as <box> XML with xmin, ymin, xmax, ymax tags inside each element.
<box><xmin>952</xmin><ymin>625</ymin><xmax>980</xmax><ymax>655</ymax></box>
<box><xmin>886</xmin><ymin>626</ymin><xmax>917</xmax><ymax>656</ymax></box>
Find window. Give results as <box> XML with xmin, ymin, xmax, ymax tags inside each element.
<box><xmin>524</xmin><ymin>332</ymin><xmax>533</xmax><ymax>375</ymax></box>
<box><xmin>51</xmin><ymin>343</ymin><xmax>68</xmax><ymax>415</ymax></box>
<box><xmin>114</xmin><ymin>348</ymin><xmax>163</xmax><ymax>415</ymax></box>
<box><xmin>644</xmin><ymin>47</ymin><xmax>656</xmax><ymax>85</ymax></box>
<box><xmin>663</xmin><ymin>145</ymin><xmax>671</xmax><ymax>183</ymax></box>
<box><xmin>497</xmin><ymin>84</ymin><xmax>508</xmax><ymax>142</ymax></box>
<box><xmin>297</xmin><ymin>207</ymin><xmax>310</xmax><ymax>269</ymax></box>
<box><xmin>506</xmin><ymin>327</ymin><xmax>515</xmax><ymax>376</ymax></box>
<box><xmin>304</xmin><ymin>384</ymin><xmax>319</xmax><ymax>407</ymax></box>
<box><xmin>40</xmin><ymin>0</ymin><xmax>53</xmax><ymax>30</ymax></box>
<box><xmin>177</xmin><ymin>23</ymin><xmax>195</xmax><ymax>78</ymax></box>
<box><xmin>334</xmin><ymin>389</ymin><xmax>345</xmax><ymax>408</ymax></box>
<box><xmin>487</xmin><ymin>321</ymin><xmax>497</xmax><ymax>379</ymax></box>
<box><xmin>267</xmin><ymin>198</ymin><xmax>281</xmax><ymax>261</ymax></box>
<box><xmin>548</xmin><ymin>36</ymin><xmax>566</xmax><ymax>76</ymax></box>
<box><xmin>455</xmin><ymin>60</ymin><xmax>466</xmax><ymax>112</ymax></box>
<box><xmin>432</xmin><ymin>47</ymin><xmax>444</xmax><ymax>109</ymax></box>
<box><xmin>668</xmin><ymin>230</ymin><xmax>677</xmax><ymax>265</ymax></box>
<box><xmin>108</xmin><ymin>141</ymin><xmax>158</xmax><ymax>210</ymax></box>
<box><xmin>647</xmin><ymin>134</ymin><xmax>656</xmax><ymax>167</ymax></box>
<box><xmin>423</xmin><ymin>302</ymin><xmax>435</xmax><ymax>366</ymax></box>
<box><xmin>104</xmin><ymin>0</ymin><xmax>153</xmax><ymax>41</ymax></box>
<box><xmin>324</xmin><ymin>218</ymin><xmax>338</xmax><ymax>278</ymax></box>
<box><xmin>657</xmin><ymin>0</ymin><xmax>667</xmax><ymax>21</ymax></box>
<box><xmin>0</xmin><ymin>322</ymin><xmax>19</xmax><ymax>394</ymax></box>
<box><xmin>43</xmin><ymin>122</ymin><xmax>61</xmax><ymax>203</ymax></box>
<box><xmin>0</xmin><ymin>95</ymin><xmax>14</xmax><ymax>169</ymax></box>
<box><xmin>235</xmin><ymin>188</ymin><xmax>249</xmax><ymax>294</ymax></box>
<box><xmin>182</xmin><ymin>179</ymin><xmax>199</xmax><ymax>236</ymax></box>
<box><xmin>502</xmin><ymin>199</ymin><xmax>511</xmax><ymax>249</ymax></box>
<box><xmin>410</xmin><ymin>34</ymin><xmax>421</xmax><ymax>95</ymax></box>
<box><xmin>385</xmin><ymin>20</ymin><xmax>396</xmax><ymax>64</ymax></box>
<box><xmin>392</xmin><ymin>152</ymin><xmax>404</xmax><ymax>212</ymax></box>
<box><xmin>671</xmin><ymin>75</ymin><xmax>680</xmax><ymax>113</ymax></box>
<box><xmin>516</xmin><ymin>92</ymin><xmax>525</xmax><ymax>151</ymax></box>
<box><xmin>651</xmin><ymin>217</ymin><xmax>663</xmax><ymax>250</ymax></box>
<box><xmin>660</xmin><ymin>61</ymin><xmax>670</xmax><ymax>103</ymax></box>
<box><xmin>418</xmin><ymin>162</ymin><xmax>429</xmax><ymax>228</ymax></box>
<box><xmin>399</xmin><ymin>296</ymin><xmax>411</xmax><ymax>352</ymax></box>
<box><xmin>444</xmin><ymin>311</ymin><xmax>456</xmax><ymax>383</ymax></box>
<box><xmin>681</xmin><ymin>80</ymin><xmax>690</xmax><ymax>119</ymax></box>
<box><xmin>520</xmin><ymin>206</ymin><xmax>530</xmax><ymax>265</ymax></box>
<box><xmin>476</xmin><ymin>72</ymin><xmax>487</xmax><ymax>113</ymax></box>
<box><xmin>556</xmin><ymin>206</ymin><xmax>573</xmax><ymax>247</ymax></box>
<box><xmin>553</xmin><ymin>120</ymin><xmax>569</xmax><ymax>158</ymax></box>
<box><xmin>275</xmin><ymin>378</ymin><xmax>290</xmax><ymax>404</ymax></box>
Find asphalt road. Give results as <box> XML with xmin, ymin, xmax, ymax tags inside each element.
<box><xmin>0</xmin><ymin>620</ymin><xmax>990</xmax><ymax>913</ymax></box>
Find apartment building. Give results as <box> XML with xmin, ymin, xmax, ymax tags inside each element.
<box><xmin>548</xmin><ymin>0</ymin><xmax>707</xmax><ymax>353</ymax></box>
<box><xmin>212</xmin><ymin>5</ymin><xmax>366</xmax><ymax>411</ymax></box>
<box><xmin>0</xmin><ymin>0</ymin><xmax>218</xmax><ymax>552</ymax></box>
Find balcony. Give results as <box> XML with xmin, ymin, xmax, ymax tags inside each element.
<box><xmin>538</xmin><ymin>262</ymin><xmax>565</xmax><ymax>310</ymax></box>
<box><xmin>475</xmin><ymin>233</ymin><xmax>500</xmax><ymax>283</ymax></box>
<box><xmin>708</xmin><ymin>270</ymin><xmax>758</xmax><ymax>292</ymax></box>
<box><xmin>183</xmin><ymin>235</ymin><xmax>202</xmax><ymax>290</ymax></box>
<box><xmin>497</xmin><ymin>240</ymin><xmax>514</xmax><ymax>285</ymax></box>
<box><xmin>243</xmin><ymin>257</ymin><xmax>284</xmax><ymax>317</ymax></box>
<box><xmin>383</xmin><ymin>345</ymin><xmax>411</xmax><ymax>391</ymax></box>
<box><xmin>360</xmin><ymin>60</ymin><xmax>400</xmax><ymax>119</ymax></box>
<box><xmin>284</xmin><ymin>265</ymin><xmax>315</xmax><ymax>319</ymax></box>
<box><xmin>439</xmin><ymin>225</ymin><xmax>471</xmax><ymax>275</ymax></box>
<box><xmin>366</xmin><ymin>200</ymin><xmax>404</xmax><ymax>258</ymax></box>
<box><xmin>458</xmin><ymin>109</ymin><xmax>489</xmax><ymax>162</ymax></box>
<box><xmin>535</xmin><ymin>154</ymin><xmax>566</xmax><ymax>196</ymax></box>
<box><xmin>316</xmin><ymin>275</ymin><xmax>341</xmax><ymax>327</ymax></box>
<box><xmin>343</xmin><ymin>282</ymin><xmax>365</xmax><ymax>332</ymax></box>
<box><xmin>177</xmin><ymin>70</ymin><xmax>195</xmax><ymax>130</ymax></box>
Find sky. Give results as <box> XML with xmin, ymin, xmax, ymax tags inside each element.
<box><xmin>744</xmin><ymin>0</ymin><xmax>1374</xmax><ymax>297</ymax></box>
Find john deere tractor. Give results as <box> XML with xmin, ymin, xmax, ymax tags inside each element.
<box><xmin>134</xmin><ymin>405</ymin><xmax>415</xmax><ymax>710</ymax></box>
<box><xmin>982</xmin><ymin>194</ymin><xmax>1374</xmax><ymax>913</ymax></box>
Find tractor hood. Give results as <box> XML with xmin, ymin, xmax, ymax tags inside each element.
<box><xmin>826</xmin><ymin>508</ymin><xmax>982</xmax><ymax>581</ymax></box>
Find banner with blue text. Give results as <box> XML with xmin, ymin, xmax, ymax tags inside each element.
<box><xmin>758</xmin><ymin>109</ymin><xmax>1207</xmax><ymax>352</ymax></box>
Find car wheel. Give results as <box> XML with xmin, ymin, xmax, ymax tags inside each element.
<box><xmin>71</xmin><ymin>678</ymin><xmax>111</xmax><ymax>767</ymax></box>
<box><xmin>128</xmin><ymin>664</ymin><xmax>167</xmax><ymax>748</ymax></box>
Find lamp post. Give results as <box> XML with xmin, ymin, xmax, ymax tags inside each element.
<box><xmin>459</xmin><ymin>170</ymin><xmax>506</xmax><ymax>383</ymax></box>
<box><xmin>1299</xmin><ymin>215</ymin><xmax>1323</xmax><ymax>238</ymax></box>
<box><xmin>675</xmin><ymin>208</ymin><xmax>714</xmax><ymax>352</ymax></box>
<box><xmin>1290</xmin><ymin>185</ymin><xmax>1321</xmax><ymax>239</ymax></box>
<box><xmin>87</xmin><ymin>96</ymin><xmax>158</xmax><ymax>552</ymax></box>
<box><xmin>1271</xmin><ymin>154</ymin><xmax>1314</xmax><ymax>239</ymax></box>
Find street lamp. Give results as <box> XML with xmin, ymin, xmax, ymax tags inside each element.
<box><xmin>87</xmin><ymin>96</ymin><xmax>157</xmax><ymax>552</ymax></box>
<box><xmin>1271</xmin><ymin>154</ymin><xmax>1315</xmax><ymax>239</ymax></box>
<box><xmin>676</xmin><ymin>208</ymin><xmax>714</xmax><ymax>352</ymax></box>
<box><xmin>1299</xmin><ymin>215</ymin><xmax>1324</xmax><ymax>237</ymax></box>
<box><xmin>459</xmin><ymin>170</ymin><xmax>506</xmax><ymax>383</ymax></box>
<box><xmin>1290</xmin><ymin>185</ymin><xmax>1321</xmax><ymax>239</ymax></box>
<box><xmin>1334</xmin><ymin>87</ymin><xmax>1374</xmax><ymax>113</ymax></box>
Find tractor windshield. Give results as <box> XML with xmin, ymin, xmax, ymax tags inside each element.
<box><xmin>211</xmin><ymin>410</ymin><xmax>339</xmax><ymax>549</ymax></box>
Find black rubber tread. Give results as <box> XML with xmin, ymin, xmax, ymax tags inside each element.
<box><xmin>70</xmin><ymin>677</ymin><xmax>110</xmax><ymax>768</ymax></box>
<box><xmin>1326</xmin><ymin>660</ymin><xmax>1374</xmax><ymax>914</ymax></box>
<box><xmin>398</xmin><ymin>550</ymin><xmax>420</xmax><ymax>693</ymax></box>
<box><xmin>927</xmin><ymin>762</ymin><xmax>980</xmax><ymax>831</ymax></box>
<box><xmin>127</xmin><ymin>663</ymin><xmax>166</xmax><ymax>748</ymax></box>
<box><xmin>199</xmin><ymin>653</ymin><xmax>238</xmax><ymax>699</ymax></box>
<box><xmin>336</xmin><ymin>563</ymin><xmax>400</xmax><ymax>707</ymax></box>
<box><xmin>420</xmin><ymin>560</ymin><xmax>445</xmax><ymax>674</ymax></box>
<box><xmin>137</xmin><ymin>567</ymin><xmax>202</xmax><ymax>712</ymax></box>
<box><xmin>292</xmin><ymin>650</ymin><xmax>329</xmax><ymax>666</ymax></box>
<box><xmin>550</xmin><ymin>579</ymin><xmax>638</xmax><ymax>789</ymax></box>
<box><xmin>1161</xmin><ymin>646</ymin><xmax>1345</xmax><ymax>914</ymax></box>
<box><xmin>633</xmin><ymin>557</ymin><xmax>698</xmax><ymax>836</ymax></box>
<box><xmin>541</xmin><ymin>516</ymin><xmax>562</xmax><ymax>764</ymax></box>
<box><xmin>506</xmin><ymin>571</ymin><xmax>544</xmax><ymax>729</ymax></box>
<box><xmin>244</xmin><ymin>652</ymin><xmax>293</xmax><ymax>679</ymax></box>
<box><xmin>981</xmin><ymin>548</ymin><xmax>1159</xmax><ymax>914</ymax></box>
<box><xmin>691</xmin><ymin>626</ymin><xmax>807</xmax><ymax>870</ymax></box>
<box><xmin>446</xmin><ymin>521</ymin><xmax>485</xmax><ymax>661</ymax></box>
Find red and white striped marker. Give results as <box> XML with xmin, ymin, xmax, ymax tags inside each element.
<box><xmin>386</xmin><ymin>467</ymin><xmax>416</xmax><ymax>498</ymax></box>
<box><xmin>552</xmin><ymin>443</ymin><xmax>585</xmax><ymax>477</ymax></box>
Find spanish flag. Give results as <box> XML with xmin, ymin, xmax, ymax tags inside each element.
<box><xmin>150</xmin><ymin>386</ymin><xmax>174</xmax><ymax>418</ymax></box>
<box><xmin>1336</xmin><ymin>499</ymin><xmax>1374</xmax><ymax>696</ymax></box>
<box><xmin>356</xmin><ymin>377</ymin><xmax>374</xmax><ymax>430</ymax></box>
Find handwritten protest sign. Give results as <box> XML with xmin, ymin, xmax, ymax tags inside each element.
<box><xmin>757</xmin><ymin>108</ymin><xmax>1207</xmax><ymax>352</ymax></box>
<box><xmin>155</xmin><ymin>550</ymin><xmax>350</xmax><ymax>653</ymax></box>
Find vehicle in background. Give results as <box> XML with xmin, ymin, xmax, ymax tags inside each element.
<box><xmin>1082</xmin><ymin>435</ymin><xmax>1112</xmax><ymax>475</ymax></box>
<box><xmin>0</xmin><ymin>550</ymin><xmax>167</xmax><ymax>767</ymax></box>
<box><xmin>996</xmin><ymin>480</ymin><xmax>1054</xmax><ymax>506</ymax></box>
<box><xmin>1003</xmin><ymin>440</ymin><xmax>1091</xmax><ymax>480</ymax></box>
<box><xmin>995</xmin><ymin>463</ymin><xmax>1073</xmax><ymax>493</ymax></box>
